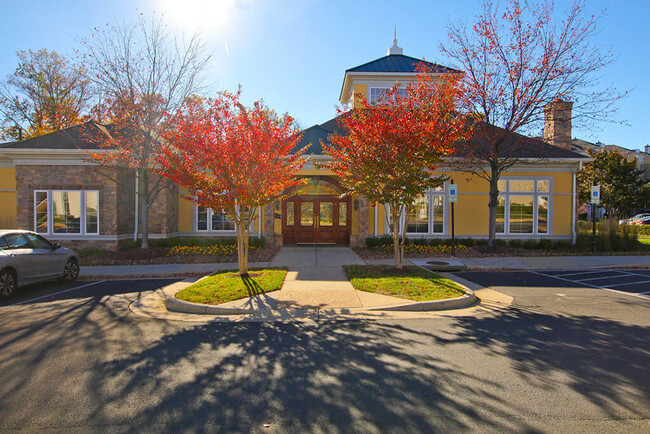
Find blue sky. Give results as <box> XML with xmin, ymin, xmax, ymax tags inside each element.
<box><xmin>0</xmin><ymin>0</ymin><xmax>648</xmax><ymax>151</ymax></box>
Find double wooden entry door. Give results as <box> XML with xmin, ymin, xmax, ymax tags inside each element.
<box><xmin>282</xmin><ymin>196</ymin><xmax>351</xmax><ymax>244</ymax></box>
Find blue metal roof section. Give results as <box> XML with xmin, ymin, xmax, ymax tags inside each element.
<box><xmin>346</xmin><ymin>54</ymin><xmax>460</xmax><ymax>74</ymax></box>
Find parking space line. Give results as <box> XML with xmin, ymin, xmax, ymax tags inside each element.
<box><xmin>574</xmin><ymin>274</ymin><xmax>628</xmax><ymax>282</ymax></box>
<box><xmin>549</xmin><ymin>270</ymin><xmax>623</xmax><ymax>278</ymax></box>
<box><xmin>607</xmin><ymin>279</ymin><xmax>650</xmax><ymax>288</ymax></box>
<box><xmin>530</xmin><ymin>271</ymin><xmax>650</xmax><ymax>300</ymax></box>
<box><xmin>7</xmin><ymin>280</ymin><xmax>107</xmax><ymax>307</ymax></box>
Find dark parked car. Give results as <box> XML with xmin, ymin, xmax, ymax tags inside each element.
<box><xmin>0</xmin><ymin>230</ymin><xmax>79</xmax><ymax>298</ymax></box>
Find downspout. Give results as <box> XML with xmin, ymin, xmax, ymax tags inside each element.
<box><xmin>133</xmin><ymin>170</ymin><xmax>139</xmax><ymax>242</ymax></box>
<box><xmin>374</xmin><ymin>203</ymin><xmax>378</xmax><ymax>237</ymax></box>
<box><xmin>571</xmin><ymin>172</ymin><xmax>576</xmax><ymax>244</ymax></box>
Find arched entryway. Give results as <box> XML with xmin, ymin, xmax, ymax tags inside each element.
<box><xmin>282</xmin><ymin>177</ymin><xmax>351</xmax><ymax>245</ymax></box>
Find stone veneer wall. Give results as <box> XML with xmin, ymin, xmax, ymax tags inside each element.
<box><xmin>264</xmin><ymin>203</ymin><xmax>282</xmax><ymax>247</ymax></box>
<box><xmin>146</xmin><ymin>178</ymin><xmax>179</xmax><ymax>235</ymax></box>
<box><xmin>350</xmin><ymin>196</ymin><xmax>369</xmax><ymax>248</ymax></box>
<box><xmin>15</xmin><ymin>165</ymin><xmax>133</xmax><ymax>250</ymax></box>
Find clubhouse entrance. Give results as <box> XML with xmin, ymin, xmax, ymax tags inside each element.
<box><xmin>282</xmin><ymin>177</ymin><xmax>351</xmax><ymax>245</ymax></box>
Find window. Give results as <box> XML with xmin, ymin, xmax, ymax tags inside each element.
<box><xmin>369</xmin><ymin>87</ymin><xmax>407</xmax><ymax>104</ymax></box>
<box><xmin>3</xmin><ymin>233</ymin><xmax>30</xmax><ymax>249</ymax></box>
<box><xmin>34</xmin><ymin>190</ymin><xmax>99</xmax><ymax>235</ymax></box>
<box><xmin>319</xmin><ymin>202</ymin><xmax>333</xmax><ymax>227</ymax></box>
<box><xmin>286</xmin><ymin>202</ymin><xmax>295</xmax><ymax>226</ymax></box>
<box><xmin>25</xmin><ymin>233</ymin><xmax>52</xmax><ymax>249</ymax></box>
<box><xmin>496</xmin><ymin>178</ymin><xmax>552</xmax><ymax>235</ymax></box>
<box><xmin>339</xmin><ymin>202</ymin><xmax>347</xmax><ymax>226</ymax></box>
<box><xmin>407</xmin><ymin>196</ymin><xmax>429</xmax><ymax>233</ymax></box>
<box><xmin>196</xmin><ymin>207</ymin><xmax>236</xmax><ymax>232</ymax></box>
<box><xmin>403</xmin><ymin>187</ymin><xmax>447</xmax><ymax>235</ymax></box>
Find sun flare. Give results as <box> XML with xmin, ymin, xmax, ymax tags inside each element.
<box><xmin>155</xmin><ymin>0</ymin><xmax>239</xmax><ymax>35</ymax></box>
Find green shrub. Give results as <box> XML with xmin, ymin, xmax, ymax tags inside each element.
<box><xmin>149</xmin><ymin>236</ymin><xmax>266</xmax><ymax>249</ymax></box>
<box><xmin>508</xmin><ymin>239</ymin><xmax>522</xmax><ymax>248</ymax></box>
<box><xmin>576</xmin><ymin>218</ymin><xmax>643</xmax><ymax>251</ymax></box>
<box><xmin>476</xmin><ymin>239</ymin><xmax>489</xmax><ymax>247</ymax></box>
<box><xmin>461</xmin><ymin>238</ymin><xmax>476</xmax><ymax>247</ymax></box>
<box><xmin>522</xmin><ymin>239</ymin><xmax>538</xmax><ymax>249</ymax></box>
<box><xmin>366</xmin><ymin>235</ymin><xmax>395</xmax><ymax>249</ymax></box>
<box><xmin>537</xmin><ymin>239</ymin><xmax>554</xmax><ymax>249</ymax></box>
<box><xmin>496</xmin><ymin>239</ymin><xmax>508</xmax><ymax>248</ymax></box>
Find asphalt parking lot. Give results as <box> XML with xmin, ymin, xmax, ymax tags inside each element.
<box><xmin>0</xmin><ymin>277</ymin><xmax>181</xmax><ymax>307</ymax></box>
<box><xmin>457</xmin><ymin>268</ymin><xmax>650</xmax><ymax>298</ymax></box>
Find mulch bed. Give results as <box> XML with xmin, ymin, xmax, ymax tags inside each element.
<box><xmin>80</xmin><ymin>246</ymin><xmax>279</xmax><ymax>266</ymax></box>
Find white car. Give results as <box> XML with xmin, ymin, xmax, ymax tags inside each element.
<box><xmin>0</xmin><ymin>230</ymin><xmax>79</xmax><ymax>298</ymax></box>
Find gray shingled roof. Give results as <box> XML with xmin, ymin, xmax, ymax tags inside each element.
<box><xmin>295</xmin><ymin>114</ymin><xmax>586</xmax><ymax>160</ymax></box>
<box><xmin>0</xmin><ymin>121</ymin><xmax>104</xmax><ymax>150</ymax></box>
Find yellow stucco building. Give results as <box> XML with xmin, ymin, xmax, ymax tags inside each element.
<box><xmin>0</xmin><ymin>40</ymin><xmax>587</xmax><ymax>250</ymax></box>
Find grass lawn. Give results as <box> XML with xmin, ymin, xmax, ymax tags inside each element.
<box><xmin>344</xmin><ymin>265</ymin><xmax>465</xmax><ymax>302</ymax></box>
<box><xmin>176</xmin><ymin>268</ymin><xmax>287</xmax><ymax>305</ymax></box>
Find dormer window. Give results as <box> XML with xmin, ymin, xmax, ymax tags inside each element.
<box><xmin>369</xmin><ymin>87</ymin><xmax>407</xmax><ymax>105</ymax></box>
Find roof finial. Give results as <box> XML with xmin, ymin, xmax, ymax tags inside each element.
<box><xmin>388</xmin><ymin>20</ymin><xmax>403</xmax><ymax>55</ymax></box>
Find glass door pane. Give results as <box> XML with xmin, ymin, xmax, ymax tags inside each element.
<box><xmin>339</xmin><ymin>202</ymin><xmax>347</xmax><ymax>226</ymax></box>
<box><xmin>286</xmin><ymin>202</ymin><xmax>294</xmax><ymax>226</ymax></box>
<box><xmin>300</xmin><ymin>202</ymin><xmax>314</xmax><ymax>226</ymax></box>
<box><xmin>319</xmin><ymin>202</ymin><xmax>333</xmax><ymax>226</ymax></box>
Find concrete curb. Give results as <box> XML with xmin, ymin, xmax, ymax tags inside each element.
<box><xmin>366</xmin><ymin>286</ymin><xmax>476</xmax><ymax>312</ymax></box>
<box><xmin>165</xmin><ymin>297</ymin><xmax>256</xmax><ymax>315</ymax></box>
<box><xmin>162</xmin><ymin>275</ymin><xmax>477</xmax><ymax>316</ymax></box>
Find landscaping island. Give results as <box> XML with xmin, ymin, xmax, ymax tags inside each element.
<box><xmin>175</xmin><ymin>269</ymin><xmax>287</xmax><ymax>305</ymax></box>
<box><xmin>344</xmin><ymin>265</ymin><xmax>465</xmax><ymax>302</ymax></box>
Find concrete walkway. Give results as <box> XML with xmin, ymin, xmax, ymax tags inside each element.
<box><xmin>268</xmin><ymin>246</ymin><xmax>409</xmax><ymax>309</ymax></box>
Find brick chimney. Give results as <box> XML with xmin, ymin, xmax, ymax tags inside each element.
<box><xmin>543</xmin><ymin>100</ymin><xmax>573</xmax><ymax>150</ymax></box>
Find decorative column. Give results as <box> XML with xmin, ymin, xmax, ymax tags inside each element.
<box><xmin>351</xmin><ymin>195</ymin><xmax>369</xmax><ymax>247</ymax></box>
<box><xmin>263</xmin><ymin>203</ymin><xmax>282</xmax><ymax>247</ymax></box>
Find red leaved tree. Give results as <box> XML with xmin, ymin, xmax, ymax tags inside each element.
<box><xmin>159</xmin><ymin>91</ymin><xmax>307</xmax><ymax>275</ymax></box>
<box><xmin>325</xmin><ymin>68</ymin><xmax>468</xmax><ymax>269</ymax></box>
<box><xmin>443</xmin><ymin>0</ymin><xmax>621</xmax><ymax>248</ymax></box>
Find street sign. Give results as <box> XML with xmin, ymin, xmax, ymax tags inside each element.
<box><xmin>449</xmin><ymin>184</ymin><xmax>458</xmax><ymax>203</ymax></box>
<box><xmin>590</xmin><ymin>185</ymin><xmax>600</xmax><ymax>205</ymax></box>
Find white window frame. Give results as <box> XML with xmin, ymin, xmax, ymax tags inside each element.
<box><xmin>384</xmin><ymin>185</ymin><xmax>449</xmax><ymax>236</ymax></box>
<box><xmin>193</xmin><ymin>205</ymin><xmax>261</xmax><ymax>233</ymax></box>
<box><xmin>34</xmin><ymin>190</ymin><xmax>100</xmax><ymax>236</ymax></box>
<box><xmin>368</xmin><ymin>86</ymin><xmax>408</xmax><ymax>105</ymax></box>
<box><xmin>496</xmin><ymin>177</ymin><xmax>553</xmax><ymax>235</ymax></box>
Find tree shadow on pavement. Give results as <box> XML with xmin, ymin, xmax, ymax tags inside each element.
<box><xmin>434</xmin><ymin>305</ymin><xmax>650</xmax><ymax>419</ymax></box>
<box><xmin>0</xmin><ymin>284</ymin><xmax>648</xmax><ymax>432</ymax></box>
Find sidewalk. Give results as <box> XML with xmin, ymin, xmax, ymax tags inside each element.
<box><xmin>366</xmin><ymin>255</ymin><xmax>650</xmax><ymax>270</ymax></box>
<box><xmin>82</xmin><ymin>253</ymin><xmax>649</xmax><ymax>278</ymax></box>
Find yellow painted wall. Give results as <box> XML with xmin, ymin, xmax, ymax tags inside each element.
<box><xmin>352</xmin><ymin>84</ymin><xmax>367</xmax><ymax>109</ymax></box>
<box><xmin>360</xmin><ymin>169</ymin><xmax>576</xmax><ymax>237</ymax></box>
<box><xmin>0</xmin><ymin>168</ymin><xmax>16</xmax><ymax>229</ymax></box>
<box><xmin>178</xmin><ymin>192</ymin><xmax>193</xmax><ymax>232</ymax></box>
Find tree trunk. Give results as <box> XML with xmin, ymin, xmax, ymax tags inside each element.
<box><xmin>400</xmin><ymin>205</ymin><xmax>409</xmax><ymax>269</ymax></box>
<box><xmin>139</xmin><ymin>169</ymin><xmax>150</xmax><ymax>249</ymax></box>
<box><xmin>487</xmin><ymin>168</ymin><xmax>499</xmax><ymax>250</ymax></box>
<box><xmin>391</xmin><ymin>205</ymin><xmax>403</xmax><ymax>270</ymax></box>
<box><xmin>235</xmin><ymin>209</ymin><xmax>250</xmax><ymax>276</ymax></box>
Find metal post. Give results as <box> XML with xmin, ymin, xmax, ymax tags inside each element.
<box><xmin>592</xmin><ymin>202</ymin><xmax>597</xmax><ymax>253</ymax></box>
<box><xmin>591</xmin><ymin>181</ymin><xmax>597</xmax><ymax>253</ymax></box>
<box><xmin>451</xmin><ymin>179</ymin><xmax>455</xmax><ymax>256</ymax></box>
